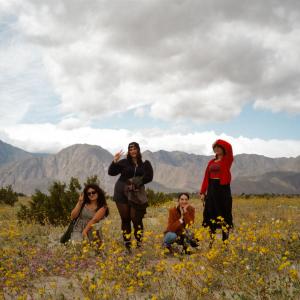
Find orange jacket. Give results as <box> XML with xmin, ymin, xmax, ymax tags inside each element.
<box><xmin>200</xmin><ymin>139</ymin><xmax>233</xmax><ymax>194</ymax></box>
<box><xmin>165</xmin><ymin>206</ymin><xmax>195</xmax><ymax>234</ymax></box>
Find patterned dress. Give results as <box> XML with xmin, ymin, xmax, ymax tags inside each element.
<box><xmin>70</xmin><ymin>206</ymin><xmax>102</xmax><ymax>242</ymax></box>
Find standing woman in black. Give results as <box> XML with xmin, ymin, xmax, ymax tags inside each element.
<box><xmin>199</xmin><ymin>139</ymin><xmax>234</xmax><ymax>243</ymax></box>
<box><xmin>108</xmin><ymin>142</ymin><xmax>153</xmax><ymax>251</ymax></box>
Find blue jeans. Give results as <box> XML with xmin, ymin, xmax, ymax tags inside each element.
<box><xmin>163</xmin><ymin>232</ymin><xmax>178</xmax><ymax>247</ymax></box>
<box><xmin>164</xmin><ymin>230</ymin><xmax>199</xmax><ymax>248</ymax></box>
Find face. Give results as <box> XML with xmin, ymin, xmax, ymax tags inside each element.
<box><xmin>178</xmin><ymin>194</ymin><xmax>189</xmax><ymax>208</ymax></box>
<box><xmin>128</xmin><ymin>146</ymin><xmax>138</xmax><ymax>158</ymax></box>
<box><xmin>213</xmin><ymin>145</ymin><xmax>224</xmax><ymax>158</ymax></box>
<box><xmin>87</xmin><ymin>188</ymin><xmax>98</xmax><ymax>202</ymax></box>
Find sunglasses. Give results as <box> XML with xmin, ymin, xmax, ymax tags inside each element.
<box><xmin>87</xmin><ymin>191</ymin><xmax>97</xmax><ymax>196</ymax></box>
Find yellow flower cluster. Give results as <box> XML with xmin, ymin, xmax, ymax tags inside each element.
<box><xmin>0</xmin><ymin>196</ymin><xmax>299</xmax><ymax>299</ymax></box>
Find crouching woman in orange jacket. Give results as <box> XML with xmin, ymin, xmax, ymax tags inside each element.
<box><xmin>163</xmin><ymin>193</ymin><xmax>198</xmax><ymax>254</ymax></box>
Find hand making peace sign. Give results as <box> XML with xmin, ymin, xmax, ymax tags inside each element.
<box><xmin>113</xmin><ymin>150</ymin><xmax>125</xmax><ymax>163</ymax></box>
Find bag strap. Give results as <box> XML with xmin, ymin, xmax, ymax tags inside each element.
<box><xmin>72</xmin><ymin>201</ymin><xmax>85</xmax><ymax>225</ymax></box>
<box><xmin>134</xmin><ymin>165</ymin><xmax>137</xmax><ymax>177</ymax></box>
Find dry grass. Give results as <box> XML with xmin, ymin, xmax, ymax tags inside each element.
<box><xmin>0</xmin><ymin>196</ymin><xmax>299</xmax><ymax>299</ymax></box>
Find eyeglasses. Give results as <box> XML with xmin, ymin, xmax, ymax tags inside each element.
<box><xmin>87</xmin><ymin>191</ymin><xmax>97</xmax><ymax>196</ymax></box>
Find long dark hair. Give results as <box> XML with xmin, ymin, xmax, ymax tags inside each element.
<box><xmin>178</xmin><ymin>192</ymin><xmax>190</xmax><ymax>200</ymax></box>
<box><xmin>127</xmin><ymin>148</ymin><xmax>143</xmax><ymax>165</ymax></box>
<box><xmin>176</xmin><ymin>192</ymin><xmax>190</xmax><ymax>212</ymax></box>
<box><xmin>83</xmin><ymin>184</ymin><xmax>109</xmax><ymax>217</ymax></box>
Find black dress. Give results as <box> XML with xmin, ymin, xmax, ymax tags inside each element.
<box><xmin>203</xmin><ymin>178</ymin><xmax>233</xmax><ymax>230</ymax></box>
<box><xmin>108</xmin><ymin>159</ymin><xmax>153</xmax><ymax>208</ymax></box>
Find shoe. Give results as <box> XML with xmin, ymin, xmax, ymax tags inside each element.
<box><xmin>183</xmin><ymin>249</ymin><xmax>192</xmax><ymax>255</ymax></box>
<box><xmin>124</xmin><ymin>241</ymin><xmax>132</xmax><ymax>254</ymax></box>
<box><xmin>189</xmin><ymin>239</ymin><xmax>200</xmax><ymax>248</ymax></box>
<box><xmin>163</xmin><ymin>245</ymin><xmax>174</xmax><ymax>256</ymax></box>
<box><xmin>182</xmin><ymin>245</ymin><xmax>193</xmax><ymax>255</ymax></box>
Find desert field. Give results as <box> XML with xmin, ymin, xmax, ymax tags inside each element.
<box><xmin>1</xmin><ymin>196</ymin><xmax>299</xmax><ymax>300</ymax></box>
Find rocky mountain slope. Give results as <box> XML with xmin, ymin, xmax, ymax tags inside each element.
<box><xmin>0</xmin><ymin>140</ymin><xmax>299</xmax><ymax>195</ymax></box>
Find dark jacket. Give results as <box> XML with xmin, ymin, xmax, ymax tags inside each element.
<box><xmin>108</xmin><ymin>159</ymin><xmax>153</xmax><ymax>203</ymax></box>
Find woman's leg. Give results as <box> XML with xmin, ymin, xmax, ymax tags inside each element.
<box><xmin>209</xmin><ymin>226</ymin><xmax>216</xmax><ymax>237</ymax></box>
<box><xmin>222</xmin><ymin>229</ymin><xmax>229</xmax><ymax>241</ymax></box>
<box><xmin>116</xmin><ymin>202</ymin><xmax>131</xmax><ymax>247</ymax></box>
<box><xmin>203</xmin><ymin>181</ymin><xmax>218</xmax><ymax>241</ymax></box>
<box><xmin>221</xmin><ymin>185</ymin><xmax>233</xmax><ymax>242</ymax></box>
<box><xmin>90</xmin><ymin>222</ymin><xmax>103</xmax><ymax>248</ymax></box>
<box><xmin>163</xmin><ymin>232</ymin><xmax>178</xmax><ymax>247</ymax></box>
<box><xmin>130</xmin><ymin>206</ymin><xmax>145</xmax><ymax>245</ymax></box>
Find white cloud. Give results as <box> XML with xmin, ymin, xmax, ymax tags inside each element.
<box><xmin>0</xmin><ymin>16</ymin><xmax>58</xmax><ymax>125</ymax></box>
<box><xmin>1</xmin><ymin>124</ymin><xmax>300</xmax><ymax>158</ymax></box>
<box><xmin>134</xmin><ymin>107</ymin><xmax>146</xmax><ymax>118</ymax></box>
<box><xmin>0</xmin><ymin>42</ymin><xmax>43</xmax><ymax>124</ymax></box>
<box><xmin>57</xmin><ymin>117</ymin><xmax>90</xmax><ymax>130</ymax></box>
<box><xmin>1</xmin><ymin>0</ymin><xmax>300</xmax><ymax>123</ymax></box>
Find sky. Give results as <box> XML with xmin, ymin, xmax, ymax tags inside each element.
<box><xmin>1</xmin><ymin>0</ymin><xmax>300</xmax><ymax>157</ymax></box>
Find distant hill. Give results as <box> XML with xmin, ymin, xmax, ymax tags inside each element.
<box><xmin>232</xmin><ymin>171</ymin><xmax>300</xmax><ymax>194</ymax></box>
<box><xmin>0</xmin><ymin>143</ymin><xmax>115</xmax><ymax>195</ymax></box>
<box><xmin>0</xmin><ymin>140</ymin><xmax>34</xmax><ymax>167</ymax></box>
<box><xmin>0</xmin><ymin>140</ymin><xmax>299</xmax><ymax>195</ymax></box>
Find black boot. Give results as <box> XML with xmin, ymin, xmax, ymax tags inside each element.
<box><xmin>136</xmin><ymin>240</ymin><xmax>142</xmax><ymax>248</ymax></box>
<box><xmin>222</xmin><ymin>230</ymin><xmax>229</xmax><ymax>242</ymax></box>
<box><xmin>124</xmin><ymin>241</ymin><xmax>132</xmax><ymax>254</ymax></box>
<box><xmin>163</xmin><ymin>244</ymin><xmax>174</xmax><ymax>256</ymax></box>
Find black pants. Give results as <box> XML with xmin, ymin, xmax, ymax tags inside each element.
<box><xmin>116</xmin><ymin>202</ymin><xmax>146</xmax><ymax>244</ymax></box>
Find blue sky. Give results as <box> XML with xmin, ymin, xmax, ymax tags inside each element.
<box><xmin>92</xmin><ymin>105</ymin><xmax>300</xmax><ymax>140</ymax></box>
<box><xmin>1</xmin><ymin>0</ymin><xmax>300</xmax><ymax>157</ymax></box>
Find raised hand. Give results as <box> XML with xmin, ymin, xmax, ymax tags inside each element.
<box><xmin>78</xmin><ymin>193</ymin><xmax>84</xmax><ymax>204</ymax></box>
<box><xmin>82</xmin><ymin>228</ymin><xmax>88</xmax><ymax>238</ymax></box>
<box><xmin>114</xmin><ymin>150</ymin><xmax>124</xmax><ymax>163</ymax></box>
<box><xmin>200</xmin><ymin>193</ymin><xmax>205</xmax><ymax>207</ymax></box>
<box><xmin>180</xmin><ymin>206</ymin><xmax>184</xmax><ymax>217</ymax></box>
<box><xmin>182</xmin><ymin>204</ymin><xmax>190</xmax><ymax>213</ymax></box>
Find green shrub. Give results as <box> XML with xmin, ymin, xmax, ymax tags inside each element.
<box><xmin>84</xmin><ymin>175</ymin><xmax>100</xmax><ymax>186</ymax></box>
<box><xmin>17</xmin><ymin>176</ymin><xmax>101</xmax><ymax>226</ymax></box>
<box><xmin>17</xmin><ymin>192</ymin><xmax>26</xmax><ymax>197</ymax></box>
<box><xmin>146</xmin><ymin>188</ymin><xmax>173</xmax><ymax>206</ymax></box>
<box><xmin>0</xmin><ymin>185</ymin><xmax>18</xmax><ymax>206</ymax></box>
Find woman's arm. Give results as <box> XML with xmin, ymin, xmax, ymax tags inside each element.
<box><xmin>182</xmin><ymin>206</ymin><xmax>195</xmax><ymax>227</ymax></box>
<box><xmin>108</xmin><ymin>161</ymin><xmax>122</xmax><ymax>176</ymax></box>
<box><xmin>215</xmin><ymin>139</ymin><xmax>233</xmax><ymax>167</ymax></box>
<box><xmin>200</xmin><ymin>162</ymin><xmax>210</xmax><ymax>195</ymax></box>
<box><xmin>167</xmin><ymin>208</ymin><xmax>184</xmax><ymax>232</ymax></box>
<box><xmin>82</xmin><ymin>206</ymin><xmax>107</xmax><ymax>236</ymax></box>
<box><xmin>142</xmin><ymin>160</ymin><xmax>154</xmax><ymax>184</ymax></box>
<box><xmin>70</xmin><ymin>194</ymin><xmax>84</xmax><ymax>220</ymax></box>
<box><xmin>108</xmin><ymin>151</ymin><xmax>125</xmax><ymax>176</ymax></box>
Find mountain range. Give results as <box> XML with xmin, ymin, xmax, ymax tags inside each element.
<box><xmin>0</xmin><ymin>140</ymin><xmax>299</xmax><ymax>195</ymax></box>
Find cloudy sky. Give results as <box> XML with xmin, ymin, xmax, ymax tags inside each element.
<box><xmin>1</xmin><ymin>0</ymin><xmax>300</xmax><ymax>157</ymax></box>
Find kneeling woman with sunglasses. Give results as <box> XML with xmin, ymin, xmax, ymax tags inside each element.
<box><xmin>70</xmin><ymin>184</ymin><xmax>109</xmax><ymax>242</ymax></box>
